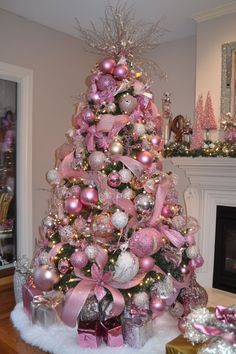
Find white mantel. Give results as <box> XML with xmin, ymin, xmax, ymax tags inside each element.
<box><xmin>164</xmin><ymin>157</ymin><xmax>236</xmax><ymax>288</ymax></box>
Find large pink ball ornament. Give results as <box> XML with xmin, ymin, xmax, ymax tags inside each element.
<box><xmin>88</xmin><ymin>151</ymin><xmax>106</xmax><ymax>170</ymax></box>
<box><xmin>33</xmin><ymin>265</ymin><xmax>60</xmax><ymax>291</ymax></box>
<box><xmin>99</xmin><ymin>57</ymin><xmax>116</xmax><ymax>74</ymax></box>
<box><xmin>70</xmin><ymin>251</ymin><xmax>88</xmax><ymax>269</ymax></box>
<box><xmin>119</xmin><ymin>94</ymin><xmax>137</xmax><ymax>114</ymax></box>
<box><xmin>81</xmin><ymin>108</ymin><xmax>95</xmax><ymax>124</ymax></box>
<box><xmin>113</xmin><ymin>64</ymin><xmax>129</xmax><ymax>80</ymax></box>
<box><xmin>129</xmin><ymin>228</ymin><xmax>162</xmax><ymax>257</ymax></box>
<box><xmin>97</xmin><ymin>74</ymin><xmax>116</xmax><ymax>91</ymax></box>
<box><xmin>161</xmin><ymin>205</ymin><xmax>173</xmax><ymax>218</ymax></box>
<box><xmin>80</xmin><ymin>186</ymin><xmax>99</xmax><ymax>206</ymax></box>
<box><xmin>150</xmin><ymin>296</ymin><xmax>166</xmax><ymax>313</ymax></box>
<box><xmin>137</xmin><ymin>151</ymin><xmax>153</xmax><ymax>168</ymax></box>
<box><xmin>139</xmin><ymin>256</ymin><xmax>155</xmax><ymax>272</ymax></box>
<box><xmin>64</xmin><ymin>197</ymin><xmax>82</xmax><ymax>216</ymax></box>
<box><xmin>108</xmin><ymin>171</ymin><xmax>121</xmax><ymax>188</ymax></box>
<box><xmin>88</xmin><ymin>92</ymin><xmax>101</xmax><ymax>104</ymax></box>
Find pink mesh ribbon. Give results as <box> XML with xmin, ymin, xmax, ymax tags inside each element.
<box><xmin>148</xmin><ymin>179</ymin><xmax>170</xmax><ymax>226</ymax></box>
<box><xmin>61</xmin><ymin>245</ymin><xmax>146</xmax><ymax>327</ymax></box>
<box><xmin>158</xmin><ymin>225</ymin><xmax>186</xmax><ymax>248</ymax></box>
<box><xmin>113</xmin><ymin>155</ymin><xmax>144</xmax><ymax>178</ymax></box>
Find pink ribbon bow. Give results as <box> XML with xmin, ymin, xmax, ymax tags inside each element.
<box><xmin>193</xmin><ymin>322</ymin><xmax>236</xmax><ymax>345</ymax></box>
<box><xmin>215</xmin><ymin>305</ymin><xmax>236</xmax><ymax>326</ymax></box>
<box><xmin>61</xmin><ymin>245</ymin><xmax>146</xmax><ymax>327</ymax></box>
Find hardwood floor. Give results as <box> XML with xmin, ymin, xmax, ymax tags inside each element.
<box><xmin>0</xmin><ymin>276</ymin><xmax>46</xmax><ymax>354</ymax></box>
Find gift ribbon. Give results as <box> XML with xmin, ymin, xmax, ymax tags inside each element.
<box><xmin>193</xmin><ymin>323</ymin><xmax>236</xmax><ymax>345</ymax></box>
<box><xmin>61</xmin><ymin>245</ymin><xmax>146</xmax><ymax>327</ymax></box>
<box><xmin>215</xmin><ymin>305</ymin><xmax>236</xmax><ymax>326</ymax></box>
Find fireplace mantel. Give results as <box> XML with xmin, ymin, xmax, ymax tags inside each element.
<box><xmin>164</xmin><ymin>157</ymin><xmax>236</xmax><ymax>289</ymax></box>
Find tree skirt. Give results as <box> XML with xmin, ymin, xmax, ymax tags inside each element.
<box><xmin>11</xmin><ymin>303</ymin><xmax>180</xmax><ymax>354</ymax></box>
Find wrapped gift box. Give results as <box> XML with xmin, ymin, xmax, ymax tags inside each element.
<box><xmin>22</xmin><ymin>277</ymin><xmax>42</xmax><ymax>318</ymax></box>
<box><xmin>31</xmin><ymin>291</ymin><xmax>64</xmax><ymax>328</ymax></box>
<box><xmin>78</xmin><ymin>320</ymin><xmax>102</xmax><ymax>348</ymax></box>
<box><xmin>122</xmin><ymin>310</ymin><xmax>153</xmax><ymax>348</ymax></box>
<box><xmin>166</xmin><ymin>334</ymin><xmax>208</xmax><ymax>354</ymax></box>
<box><xmin>100</xmin><ymin>317</ymin><xmax>124</xmax><ymax>347</ymax></box>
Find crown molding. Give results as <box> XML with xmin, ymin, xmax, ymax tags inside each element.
<box><xmin>194</xmin><ymin>2</ymin><xmax>236</xmax><ymax>23</ymax></box>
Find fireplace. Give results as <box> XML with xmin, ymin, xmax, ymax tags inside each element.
<box><xmin>213</xmin><ymin>206</ymin><xmax>236</xmax><ymax>293</ymax></box>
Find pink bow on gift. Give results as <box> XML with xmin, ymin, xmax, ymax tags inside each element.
<box><xmin>61</xmin><ymin>245</ymin><xmax>146</xmax><ymax>327</ymax></box>
<box><xmin>215</xmin><ymin>305</ymin><xmax>236</xmax><ymax>326</ymax></box>
<box><xmin>193</xmin><ymin>322</ymin><xmax>236</xmax><ymax>345</ymax></box>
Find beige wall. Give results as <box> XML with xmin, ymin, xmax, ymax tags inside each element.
<box><xmin>152</xmin><ymin>36</ymin><xmax>196</xmax><ymax>121</ymax></box>
<box><xmin>196</xmin><ymin>12</ymin><xmax>236</xmax><ymax>140</ymax></box>
<box><xmin>0</xmin><ymin>9</ymin><xmax>97</xmax><ymax>240</ymax></box>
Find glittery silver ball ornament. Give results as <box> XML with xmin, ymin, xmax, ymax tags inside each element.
<box><xmin>169</xmin><ymin>301</ymin><xmax>184</xmax><ymax>318</ymax></box>
<box><xmin>109</xmin><ymin>140</ymin><xmax>124</xmax><ymax>156</ymax></box>
<box><xmin>42</xmin><ymin>216</ymin><xmax>56</xmax><ymax>229</ymax></box>
<box><xmin>111</xmin><ymin>210</ymin><xmax>128</xmax><ymax>229</ymax></box>
<box><xmin>88</xmin><ymin>151</ymin><xmax>106</xmax><ymax>170</ymax></box>
<box><xmin>46</xmin><ymin>168</ymin><xmax>60</xmax><ymax>185</ymax></box>
<box><xmin>134</xmin><ymin>193</ymin><xmax>155</xmax><ymax>214</ymax></box>
<box><xmin>80</xmin><ymin>296</ymin><xmax>100</xmax><ymax>321</ymax></box>
<box><xmin>58</xmin><ymin>225</ymin><xmax>74</xmax><ymax>242</ymax></box>
<box><xmin>122</xmin><ymin>187</ymin><xmax>135</xmax><ymax>199</ymax></box>
<box><xmin>85</xmin><ymin>245</ymin><xmax>98</xmax><ymax>260</ymax></box>
<box><xmin>186</xmin><ymin>245</ymin><xmax>199</xmax><ymax>259</ymax></box>
<box><xmin>38</xmin><ymin>251</ymin><xmax>50</xmax><ymax>265</ymax></box>
<box><xmin>107</xmin><ymin>102</ymin><xmax>116</xmax><ymax>113</ymax></box>
<box><xmin>119</xmin><ymin>168</ymin><xmax>132</xmax><ymax>183</ymax></box>
<box><xmin>133</xmin><ymin>123</ymin><xmax>146</xmax><ymax>137</ymax></box>
<box><xmin>113</xmin><ymin>251</ymin><xmax>139</xmax><ymax>283</ymax></box>
<box><xmin>133</xmin><ymin>292</ymin><xmax>149</xmax><ymax>308</ymax></box>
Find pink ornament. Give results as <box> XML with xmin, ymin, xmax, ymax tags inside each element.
<box><xmin>64</xmin><ymin>197</ymin><xmax>82</xmax><ymax>216</ymax></box>
<box><xmin>119</xmin><ymin>94</ymin><xmax>137</xmax><ymax>114</ymax></box>
<box><xmin>161</xmin><ymin>205</ymin><xmax>172</xmax><ymax>218</ymax></box>
<box><xmin>33</xmin><ymin>265</ymin><xmax>60</xmax><ymax>291</ymax></box>
<box><xmin>139</xmin><ymin>256</ymin><xmax>155</xmax><ymax>272</ymax></box>
<box><xmin>180</xmin><ymin>264</ymin><xmax>189</xmax><ymax>275</ymax></box>
<box><xmin>129</xmin><ymin>228</ymin><xmax>162</xmax><ymax>257</ymax></box>
<box><xmin>81</xmin><ymin>108</ymin><xmax>95</xmax><ymax>123</ymax></box>
<box><xmin>58</xmin><ymin>258</ymin><xmax>70</xmax><ymax>274</ymax></box>
<box><xmin>113</xmin><ymin>64</ymin><xmax>129</xmax><ymax>80</ymax></box>
<box><xmin>97</xmin><ymin>74</ymin><xmax>116</xmax><ymax>91</ymax></box>
<box><xmin>70</xmin><ymin>185</ymin><xmax>81</xmax><ymax>197</ymax></box>
<box><xmin>91</xmin><ymin>213</ymin><xmax>114</xmax><ymax>242</ymax></box>
<box><xmin>99</xmin><ymin>57</ymin><xmax>116</xmax><ymax>74</ymax></box>
<box><xmin>88</xmin><ymin>92</ymin><xmax>101</xmax><ymax>104</ymax></box>
<box><xmin>61</xmin><ymin>217</ymin><xmax>69</xmax><ymax>226</ymax></box>
<box><xmin>151</xmin><ymin>135</ymin><xmax>162</xmax><ymax>148</ymax></box>
<box><xmin>80</xmin><ymin>187</ymin><xmax>99</xmax><ymax>206</ymax></box>
<box><xmin>150</xmin><ymin>296</ymin><xmax>165</xmax><ymax>313</ymax></box>
<box><xmin>188</xmin><ymin>255</ymin><xmax>204</xmax><ymax>270</ymax></box>
<box><xmin>70</xmin><ymin>251</ymin><xmax>88</xmax><ymax>269</ymax></box>
<box><xmin>108</xmin><ymin>171</ymin><xmax>121</xmax><ymax>188</ymax></box>
<box><xmin>137</xmin><ymin>151</ymin><xmax>153</xmax><ymax>168</ymax></box>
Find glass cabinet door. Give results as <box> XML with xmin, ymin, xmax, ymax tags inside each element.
<box><xmin>0</xmin><ymin>79</ymin><xmax>17</xmax><ymax>273</ymax></box>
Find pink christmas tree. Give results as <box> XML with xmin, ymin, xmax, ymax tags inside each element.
<box><xmin>202</xmin><ymin>91</ymin><xmax>217</xmax><ymax>140</ymax></box>
<box><xmin>190</xmin><ymin>95</ymin><xmax>205</xmax><ymax>149</ymax></box>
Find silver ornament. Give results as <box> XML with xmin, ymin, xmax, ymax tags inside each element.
<box><xmin>119</xmin><ymin>168</ymin><xmax>132</xmax><ymax>183</ymax></box>
<box><xmin>186</xmin><ymin>245</ymin><xmax>199</xmax><ymax>259</ymax></box>
<box><xmin>42</xmin><ymin>216</ymin><xmax>56</xmax><ymax>229</ymax></box>
<box><xmin>134</xmin><ymin>193</ymin><xmax>155</xmax><ymax>214</ymax></box>
<box><xmin>80</xmin><ymin>296</ymin><xmax>100</xmax><ymax>321</ymax></box>
<box><xmin>133</xmin><ymin>292</ymin><xmax>149</xmax><ymax>308</ymax></box>
<box><xmin>133</xmin><ymin>123</ymin><xmax>146</xmax><ymax>137</ymax></box>
<box><xmin>58</xmin><ymin>225</ymin><xmax>74</xmax><ymax>242</ymax></box>
<box><xmin>107</xmin><ymin>102</ymin><xmax>116</xmax><ymax>113</ymax></box>
<box><xmin>85</xmin><ymin>245</ymin><xmax>98</xmax><ymax>260</ymax></box>
<box><xmin>113</xmin><ymin>251</ymin><xmax>139</xmax><ymax>283</ymax></box>
<box><xmin>88</xmin><ymin>151</ymin><xmax>106</xmax><ymax>170</ymax></box>
<box><xmin>46</xmin><ymin>169</ymin><xmax>60</xmax><ymax>185</ymax></box>
<box><xmin>111</xmin><ymin>210</ymin><xmax>128</xmax><ymax>229</ymax></box>
<box><xmin>122</xmin><ymin>187</ymin><xmax>134</xmax><ymax>199</ymax></box>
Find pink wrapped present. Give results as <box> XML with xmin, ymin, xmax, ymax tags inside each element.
<box><xmin>22</xmin><ymin>277</ymin><xmax>42</xmax><ymax>318</ymax></box>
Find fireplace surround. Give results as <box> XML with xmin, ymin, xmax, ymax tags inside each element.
<box><xmin>164</xmin><ymin>157</ymin><xmax>236</xmax><ymax>292</ymax></box>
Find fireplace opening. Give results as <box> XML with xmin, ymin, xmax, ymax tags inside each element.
<box><xmin>213</xmin><ymin>206</ymin><xmax>236</xmax><ymax>293</ymax></box>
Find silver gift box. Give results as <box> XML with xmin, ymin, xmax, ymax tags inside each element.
<box><xmin>122</xmin><ymin>313</ymin><xmax>153</xmax><ymax>348</ymax></box>
<box><xmin>31</xmin><ymin>291</ymin><xmax>64</xmax><ymax>328</ymax></box>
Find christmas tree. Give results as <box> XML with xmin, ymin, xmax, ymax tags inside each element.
<box><xmin>202</xmin><ymin>91</ymin><xmax>217</xmax><ymax>140</ymax></box>
<box><xmin>17</xmin><ymin>4</ymin><xmax>207</xmax><ymax>350</ymax></box>
<box><xmin>191</xmin><ymin>95</ymin><xmax>205</xmax><ymax>149</ymax></box>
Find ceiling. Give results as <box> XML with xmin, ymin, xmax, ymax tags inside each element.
<box><xmin>0</xmin><ymin>0</ymin><xmax>235</xmax><ymax>42</ymax></box>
